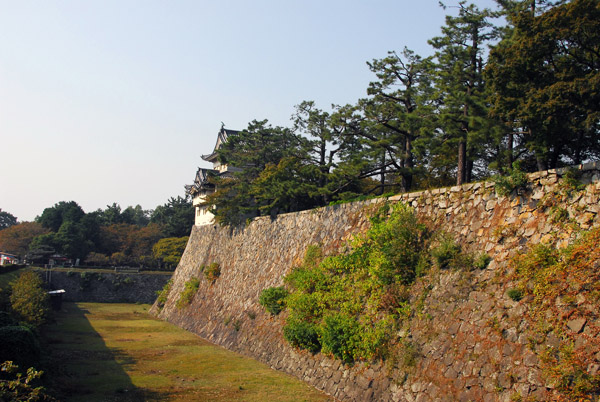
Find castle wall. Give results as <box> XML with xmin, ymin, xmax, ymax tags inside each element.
<box><xmin>46</xmin><ymin>271</ymin><xmax>171</xmax><ymax>304</ymax></box>
<box><xmin>152</xmin><ymin>162</ymin><xmax>600</xmax><ymax>401</ymax></box>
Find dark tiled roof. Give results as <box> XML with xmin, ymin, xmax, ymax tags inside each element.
<box><xmin>201</xmin><ymin>126</ymin><xmax>239</xmax><ymax>162</ymax></box>
<box><xmin>185</xmin><ymin>167</ymin><xmax>216</xmax><ymax>195</ymax></box>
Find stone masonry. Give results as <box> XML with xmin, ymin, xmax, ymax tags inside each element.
<box><xmin>46</xmin><ymin>271</ymin><xmax>172</xmax><ymax>304</ymax></box>
<box><xmin>152</xmin><ymin>162</ymin><xmax>600</xmax><ymax>401</ymax></box>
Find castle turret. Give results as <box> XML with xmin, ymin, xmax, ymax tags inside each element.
<box><xmin>186</xmin><ymin>126</ymin><xmax>239</xmax><ymax>226</ymax></box>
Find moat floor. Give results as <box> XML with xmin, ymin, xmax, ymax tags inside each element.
<box><xmin>44</xmin><ymin>302</ymin><xmax>332</xmax><ymax>402</ymax></box>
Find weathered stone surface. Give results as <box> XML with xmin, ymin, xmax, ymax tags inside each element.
<box><xmin>567</xmin><ymin>317</ymin><xmax>587</xmax><ymax>333</ymax></box>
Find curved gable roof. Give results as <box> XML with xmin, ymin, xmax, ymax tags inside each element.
<box><xmin>202</xmin><ymin>126</ymin><xmax>239</xmax><ymax>162</ymax></box>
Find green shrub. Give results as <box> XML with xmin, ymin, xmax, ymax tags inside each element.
<box><xmin>155</xmin><ymin>279</ymin><xmax>173</xmax><ymax>309</ymax></box>
<box><xmin>561</xmin><ymin>168</ymin><xmax>585</xmax><ymax>193</ymax></box>
<box><xmin>283</xmin><ymin>319</ymin><xmax>321</xmax><ymax>353</ymax></box>
<box><xmin>284</xmin><ymin>261</ymin><xmax>330</xmax><ymax>294</ymax></box>
<box><xmin>378</xmin><ymin>283</ymin><xmax>410</xmax><ymax>313</ymax></box>
<box><xmin>0</xmin><ymin>361</ymin><xmax>57</xmax><ymax>402</ymax></box>
<box><xmin>514</xmin><ymin>244</ymin><xmax>558</xmax><ymax>279</ymax></box>
<box><xmin>258</xmin><ymin>286</ymin><xmax>289</xmax><ymax>315</ymax></box>
<box><xmin>320</xmin><ymin>313</ymin><xmax>361</xmax><ymax>363</ymax></box>
<box><xmin>493</xmin><ymin>162</ymin><xmax>529</xmax><ymax>196</ymax></box>
<box><xmin>79</xmin><ymin>271</ymin><xmax>93</xmax><ymax>290</ymax></box>
<box><xmin>284</xmin><ymin>291</ymin><xmax>326</xmax><ymax>322</ymax></box>
<box><xmin>0</xmin><ymin>326</ymin><xmax>41</xmax><ymax>369</ymax></box>
<box><xmin>233</xmin><ymin>320</ymin><xmax>242</xmax><ymax>332</ymax></box>
<box><xmin>549</xmin><ymin>206</ymin><xmax>569</xmax><ymax>223</ymax></box>
<box><xmin>203</xmin><ymin>263</ymin><xmax>221</xmax><ymax>283</ymax></box>
<box><xmin>474</xmin><ymin>253</ymin><xmax>492</xmax><ymax>270</ymax></box>
<box><xmin>9</xmin><ymin>271</ymin><xmax>49</xmax><ymax>328</ymax></box>
<box><xmin>281</xmin><ymin>203</ymin><xmax>431</xmax><ymax>363</ymax></box>
<box><xmin>367</xmin><ymin>203</ymin><xmax>430</xmax><ymax>285</ymax></box>
<box><xmin>400</xmin><ymin>341</ymin><xmax>419</xmax><ymax>367</ymax></box>
<box><xmin>176</xmin><ymin>277</ymin><xmax>200</xmax><ymax>309</ymax></box>
<box><xmin>507</xmin><ymin>288</ymin><xmax>523</xmax><ymax>302</ymax></box>
<box><xmin>302</xmin><ymin>244</ymin><xmax>324</xmax><ymax>269</ymax></box>
<box><xmin>431</xmin><ymin>236</ymin><xmax>462</xmax><ymax>269</ymax></box>
<box><xmin>510</xmin><ymin>228</ymin><xmax>600</xmax><ymax>400</ymax></box>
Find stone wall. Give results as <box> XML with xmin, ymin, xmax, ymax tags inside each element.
<box><xmin>152</xmin><ymin>162</ymin><xmax>600</xmax><ymax>401</ymax></box>
<box><xmin>46</xmin><ymin>270</ymin><xmax>172</xmax><ymax>304</ymax></box>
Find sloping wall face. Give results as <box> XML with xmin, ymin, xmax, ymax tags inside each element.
<box><xmin>152</xmin><ymin>163</ymin><xmax>600</xmax><ymax>402</ymax></box>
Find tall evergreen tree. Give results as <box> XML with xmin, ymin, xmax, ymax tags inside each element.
<box><xmin>429</xmin><ymin>2</ymin><xmax>498</xmax><ymax>184</ymax></box>
<box><xmin>486</xmin><ymin>0</ymin><xmax>600</xmax><ymax>169</ymax></box>
<box><xmin>34</xmin><ymin>201</ymin><xmax>94</xmax><ymax>260</ymax></box>
<box><xmin>0</xmin><ymin>209</ymin><xmax>18</xmax><ymax>230</ymax></box>
<box><xmin>365</xmin><ymin>48</ymin><xmax>436</xmax><ymax>192</ymax></box>
<box><xmin>150</xmin><ymin>196</ymin><xmax>194</xmax><ymax>237</ymax></box>
<box><xmin>205</xmin><ymin>120</ymin><xmax>304</xmax><ymax>225</ymax></box>
<box><xmin>292</xmin><ymin>101</ymin><xmax>339</xmax><ymax>203</ymax></box>
<box><xmin>329</xmin><ymin>102</ymin><xmax>389</xmax><ymax>195</ymax></box>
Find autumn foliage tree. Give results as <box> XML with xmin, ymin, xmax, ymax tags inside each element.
<box><xmin>9</xmin><ymin>271</ymin><xmax>50</xmax><ymax>328</ymax></box>
<box><xmin>152</xmin><ymin>236</ymin><xmax>189</xmax><ymax>269</ymax></box>
<box><xmin>0</xmin><ymin>222</ymin><xmax>49</xmax><ymax>259</ymax></box>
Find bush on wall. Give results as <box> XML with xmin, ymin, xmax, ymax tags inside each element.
<box><xmin>203</xmin><ymin>263</ymin><xmax>221</xmax><ymax>283</ymax></box>
<box><xmin>282</xmin><ymin>319</ymin><xmax>321</xmax><ymax>353</ymax></box>
<box><xmin>155</xmin><ymin>279</ymin><xmax>173</xmax><ymax>310</ymax></box>
<box><xmin>281</xmin><ymin>202</ymin><xmax>431</xmax><ymax>363</ymax></box>
<box><xmin>176</xmin><ymin>277</ymin><xmax>200</xmax><ymax>309</ymax></box>
<box><xmin>258</xmin><ymin>287</ymin><xmax>288</xmax><ymax>315</ymax></box>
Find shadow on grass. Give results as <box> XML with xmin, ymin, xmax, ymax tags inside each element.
<box><xmin>43</xmin><ymin>303</ymin><xmax>167</xmax><ymax>402</ymax></box>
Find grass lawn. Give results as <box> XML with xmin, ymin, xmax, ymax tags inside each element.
<box><xmin>44</xmin><ymin>303</ymin><xmax>332</xmax><ymax>402</ymax></box>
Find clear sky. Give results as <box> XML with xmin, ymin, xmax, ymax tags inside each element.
<box><xmin>0</xmin><ymin>0</ymin><xmax>500</xmax><ymax>222</ymax></box>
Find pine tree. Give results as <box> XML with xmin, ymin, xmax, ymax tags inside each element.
<box><xmin>486</xmin><ymin>0</ymin><xmax>600</xmax><ymax>169</ymax></box>
<box><xmin>429</xmin><ymin>2</ymin><xmax>498</xmax><ymax>184</ymax></box>
<box><xmin>365</xmin><ymin>48</ymin><xmax>436</xmax><ymax>192</ymax></box>
<box><xmin>205</xmin><ymin>120</ymin><xmax>305</xmax><ymax>225</ymax></box>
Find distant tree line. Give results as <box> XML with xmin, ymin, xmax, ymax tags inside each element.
<box><xmin>0</xmin><ymin>197</ymin><xmax>193</xmax><ymax>270</ymax></box>
<box><xmin>206</xmin><ymin>0</ymin><xmax>599</xmax><ymax>225</ymax></box>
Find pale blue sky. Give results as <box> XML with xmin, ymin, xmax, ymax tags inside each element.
<box><xmin>1</xmin><ymin>0</ymin><xmax>499</xmax><ymax>222</ymax></box>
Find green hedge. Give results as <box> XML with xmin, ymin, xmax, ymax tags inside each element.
<box><xmin>0</xmin><ymin>326</ymin><xmax>41</xmax><ymax>369</ymax></box>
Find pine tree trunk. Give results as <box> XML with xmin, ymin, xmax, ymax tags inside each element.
<box><xmin>402</xmin><ymin>137</ymin><xmax>414</xmax><ymax>192</ymax></box>
<box><xmin>508</xmin><ymin>132</ymin><xmax>514</xmax><ymax>167</ymax></box>
<box><xmin>380</xmin><ymin>152</ymin><xmax>386</xmax><ymax>195</ymax></box>
<box><xmin>466</xmin><ymin>159</ymin><xmax>473</xmax><ymax>183</ymax></box>
<box><xmin>457</xmin><ymin>139</ymin><xmax>467</xmax><ymax>185</ymax></box>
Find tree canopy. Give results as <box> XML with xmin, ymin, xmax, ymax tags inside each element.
<box><xmin>4</xmin><ymin>1</ymin><xmax>598</xmax><ymax>237</ymax></box>
<box><xmin>0</xmin><ymin>222</ymin><xmax>49</xmax><ymax>259</ymax></box>
<box><xmin>200</xmin><ymin>0</ymin><xmax>599</xmax><ymax>226</ymax></box>
<box><xmin>0</xmin><ymin>209</ymin><xmax>17</xmax><ymax>230</ymax></box>
<box><xmin>150</xmin><ymin>196</ymin><xmax>194</xmax><ymax>237</ymax></box>
<box><xmin>486</xmin><ymin>0</ymin><xmax>600</xmax><ymax>169</ymax></box>
<box><xmin>0</xmin><ymin>196</ymin><xmax>193</xmax><ymax>269</ymax></box>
